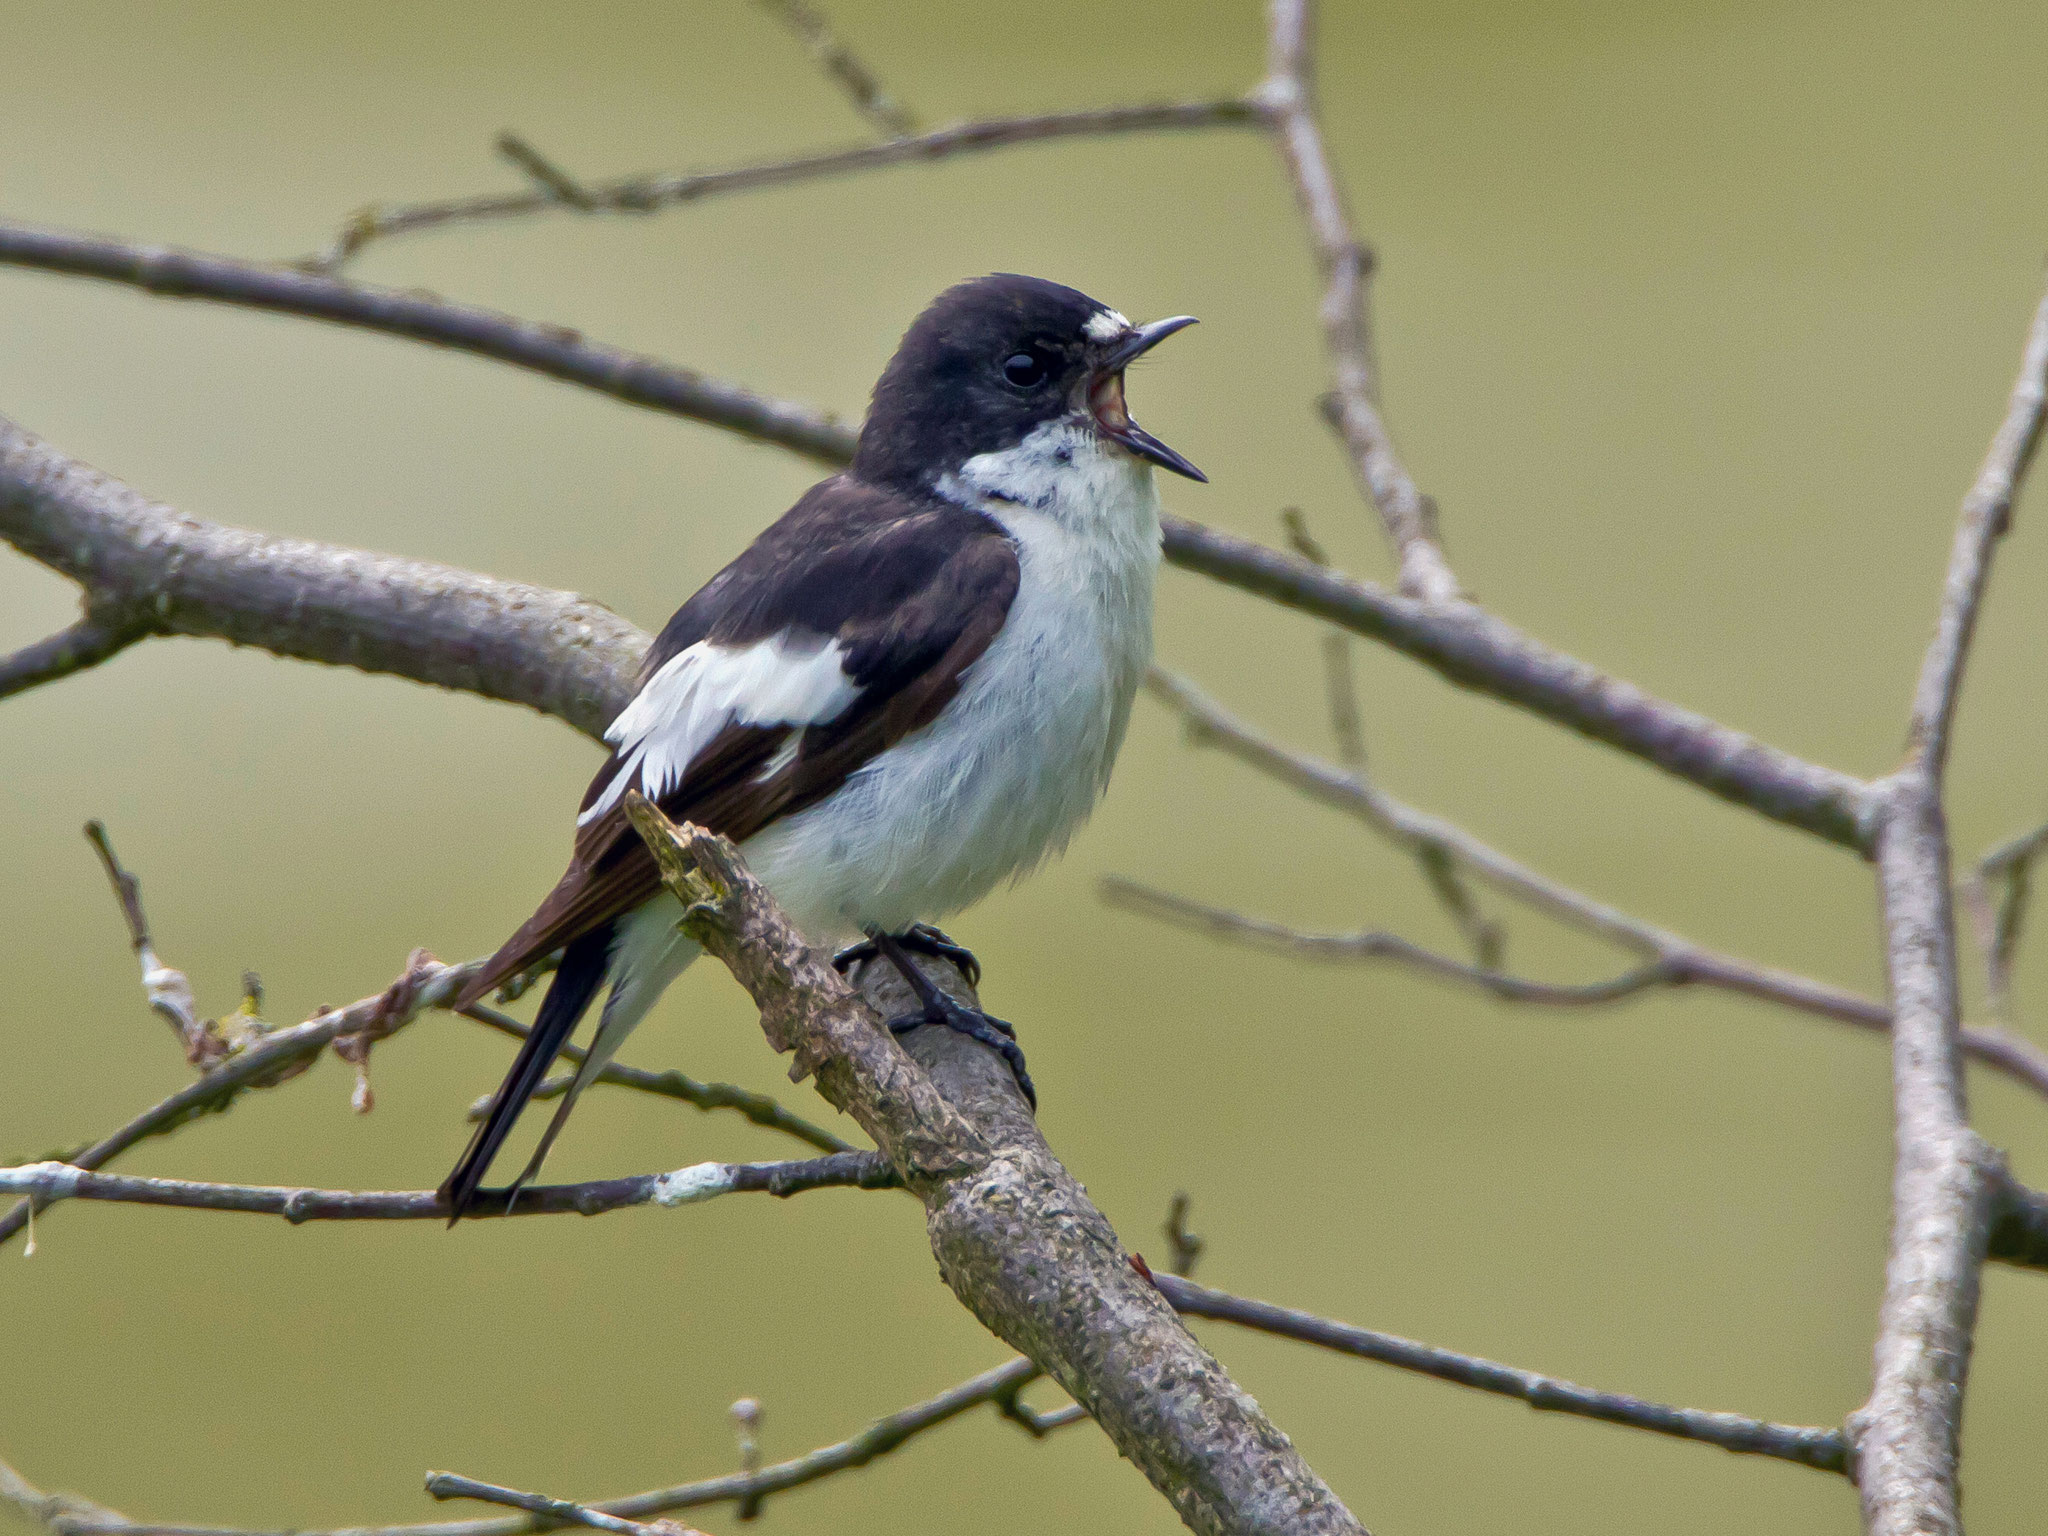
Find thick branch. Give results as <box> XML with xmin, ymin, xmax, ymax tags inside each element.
<box><xmin>0</xmin><ymin>412</ymin><xmax>647</xmax><ymax>737</ymax></box>
<box><xmin>1158</xmin><ymin>518</ymin><xmax>1876</xmax><ymax>849</ymax></box>
<box><xmin>4</xmin><ymin>230</ymin><xmax>1884</xmax><ymax>856</ymax></box>
<box><xmin>624</xmin><ymin>797</ymin><xmax>1370</xmax><ymax>1536</ymax></box>
<box><xmin>1254</xmin><ymin>0</ymin><xmax>1455</xmax><ymax>602</ymax></box>
<box><xmin>1850</xmin><ymin>283</ymin><xmax>2048</xmax><ymax>1536</ymax></box>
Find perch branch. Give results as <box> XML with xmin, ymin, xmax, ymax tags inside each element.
<box><xmin>622</xmin><ymin>794</ymin><xmax>1370</xmax><ymax>1536</ymax></box>
<box><xmin>1850</xmin><ymin>280</ymin><xmax>2048</xmax><ymax>1536</ymax></box>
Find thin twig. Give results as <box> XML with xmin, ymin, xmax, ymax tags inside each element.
<box><xmin>754</xmin><ymin>0</ymin><xmax>918</xmax><ymax>137</ymax></box>
<box><xmin>299</xmin><ymin>101</ymin><xmax>1257</xmax><ymax>269</ymax></box>
<box><xmin>0</xmin><ymin>1153</ymin><xmax>894</xmax><ymax>1224</ymax></box>
<box><xmin>0</xmin><ymin>955</ymin><xmax>488</xmax><ymax>1251</ymax></box>
<box><xmin>1134</xmin><ymin>665</ymin><xmax>2048</xmax><ymax>1100</ymax></box>
<box><xmin>1852</xmin><ymin>279</ymin><xmax>2048</xmax><ymax>1536</ymax></box>
<box><xmin>1102</xmin><ymin>878</ymin><xmax>1674</xmax><ymax>1006</ymax></box>
<box><xmin>1988</xmin><ymin>1169</ymin><xmax>2048</xmax><ymax>1270</ymax></box>
<box><xmin>1153</xmin><ymin>1274</ymin><xmax>1849</xmax><ymax>1473</ymax></box>
<box><xmin>494</xmin><ymin>134</ymin><xmax>597</xmax><ymax>209</ymax></box>
<box><xmin>426</xmin><ymin>1475</ymin><xmax>701</xmax><ymax>1536</ymax></box>
<box><xmin>1163</xmin><ymin>1192</ymin><xmax>1206</xmax><ymax>1278</ymax></box>
<box><xmin>1255</xmin><ymin>0</ymin><xmax>1456</xmax><ymax>602</ymax></box>
<box><xmin>0</xmin><ymin>1358</ymin><xmax>1046</xmax><ymax>1536</ymax></box>
<box><xmin>460</xmin><ymin>1004</ymin><xmax>853</xmax><ymax>1153</ymax></box>
<box><xmin>0</xmin><ymin>610</ymin><xmax>147</xmax><ymax>700</ymax></box>
<box><xmin>1959</xmin><ymin>815</ymin><xmax>2048</xmax><ymax>1022</ymax></box>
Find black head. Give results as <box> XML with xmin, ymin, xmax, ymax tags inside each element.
<box><xmin>853</xmin><ymin>273</ymin><xmax>1204</xmax><ymax>491</ymax></box>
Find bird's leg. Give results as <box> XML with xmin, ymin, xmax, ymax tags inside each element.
<box><xmin>865</xmin><ymin>929</ymin><xmax>1034</xmax><ymax>1110</ymax></box>
<box><xmin>831</xmin><ymin>922</ymin><xmax>982</xmax><ymax>987</ymax></box>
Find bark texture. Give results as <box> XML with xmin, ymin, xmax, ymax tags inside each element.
<box><xmin>625</xmin><ymin>799</ymin><xmax>1370</xmax><ymax>1536</ymax></box>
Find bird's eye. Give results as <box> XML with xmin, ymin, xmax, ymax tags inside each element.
<box><xmin>1001</xmin><ymin>350</ymin><xmax>1051</xmax><ymax>389</ymax></box>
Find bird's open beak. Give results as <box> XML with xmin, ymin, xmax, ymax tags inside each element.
<box><xmin>1088</xmin><ymin>315</ymin><xmax>1205</xmax><ymax>482</ymax></box>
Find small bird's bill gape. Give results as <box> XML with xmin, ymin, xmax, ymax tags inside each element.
<box><xmin>439</xmin><ymin>274</ymin><xmax>1205</xmax><ymax>1221</ymax></box>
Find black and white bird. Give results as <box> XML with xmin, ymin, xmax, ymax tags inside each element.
<box><xmin>440</xmin><ymin>274</ymin><xmax>1204</xmax><ymax>1220</ymax></box>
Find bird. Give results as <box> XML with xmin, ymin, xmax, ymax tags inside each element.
<box><xmin>439</xmin><ymin>273</ymin><xmax>1205</xmax><ymax>1221</ymax></box>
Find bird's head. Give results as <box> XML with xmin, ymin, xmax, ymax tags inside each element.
<box><xmin>853</xmin><ymin>274</ymin><xmax>1204</xmax><ymax>501</ymax></box>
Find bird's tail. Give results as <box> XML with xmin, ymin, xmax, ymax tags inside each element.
<box><xmin>439</xmin><ymin>924</ymin><xmax>613</xmax><ymax>1223</ymax></box>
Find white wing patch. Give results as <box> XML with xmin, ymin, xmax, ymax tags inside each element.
<box><xmin>580</xmin><ymin>634</ymin><xmax>860</xmax><ymax>824</ymax></box>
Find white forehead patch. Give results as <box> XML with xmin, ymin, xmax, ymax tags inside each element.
<box><xmin>1084</xmin><ymin>309</ymin><xmax>1130</xmax><ymax>343</ymax></box>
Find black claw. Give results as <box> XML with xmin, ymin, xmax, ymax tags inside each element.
<box><xmin>885</xmin><ymin>999</ymin><xmax>1037</xmax><ymax>1110</ymax></box>
<box><xmin>831</xmin><ymin>937</ymin><xmax>881</xmax><ymax>974</ymax></box>
<box><xmin>866</xmin><ymin>928</ymin><xmax>1033</xmax><ymax>1111</ymax></box>
<box><xmin>835</xmin><ymin>926</ymin><xmax>981</xmax><ymax>987</ymax></box>
<box><xmin>884</xmin><ymin>923</ymin><xmax>981</xmax><ymax>987</ymax></box>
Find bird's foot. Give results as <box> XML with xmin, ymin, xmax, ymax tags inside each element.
<box><xmin>856</xmin><ymin>927</ymin><xmax>1032</xmax><ymax>1110</ymax></box>
<box><xmin>884</xmin><ymin>995</ymin><xmax>1035</xmax><ymax>1110</ymax></box>
<box><xmin>831</xmin><ymin>922</ymin><xmax>982</xmax><ymax>988</ymax></box>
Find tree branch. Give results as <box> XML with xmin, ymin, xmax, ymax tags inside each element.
<box><xmin>0</xmin><ymin>953</ymin><xmax>488</xmax><ymax>1250</ymax></box>
<box><xmin>1101</xmin><ymin>877</ymin><xmax>1677</xmax><ymax>1006</ymax></box>
<box><xmin>1850</xmin><ymin>280</ymin><xmax>2048</xmax><ymax>1536</ymax></box>
<box><xmin>753</xmin><ymin>0</ymin><xmax>919</xmax><ymax>137</ymax></box>
<box><xmin>0</xmin><ymin>222</ymin><xmax>856</xmax><ymax>468</ymax></box>
<box><xmin>0</xmin><ymin>1356</ymin><xmax>1048</xmax><ymax>1536</ymax></box>
<box><xmin>1133</xmin><ymin>665</ymin><xmax>2048</xmax><ymax>1099</ymax></box>
<box><xmin>424</xmin><ymin>1475</ymin><xmax>703</xmax><ymax>1536</ymax></box>
<box><xmin>0</xmin><ymin>372</ymin><xmax>1877</xmax><ymax>854</ymax></box>
<box><xmin>1154</xmin><ymin>1274</ymin><xmax>1848</xmax><ymax>1473</ymax></box>
<box><xmin>0</xmin><ymin>608</ymin><xmax>148</xmax><ymax>700</ymax></box>
<box><xmin>0</xmin><ymin>1152</ymin><xmax>894</xmax><ymax>1223</ymax></box>
<box><xmin>623</xmin><ymin>795</ymin><xmax>1370</xmax><ymax>1536</ymax></box>
<box><xmin>301</xmin><ymin>102</ymin><xmax>1259</xmax><ymax>270</ymax></box>
<box><xmin>1158</xmin><ymin>517</ymin><xmax>1877</xmax><ymax>849</ymax></box>
<box><xmin>1254</xmin><ymin>0</ymin><xmax>1455</xmax><ymax>602</ymax></box>
<box><xmin>460</xmin><ymin>1005</ymin><xmax>855</xmax><ymax>1154</ymax></box>
<box><xmin>0</xmin><ymin>410</ymin><xmax>648</xmax><ymax>737</ymax></box>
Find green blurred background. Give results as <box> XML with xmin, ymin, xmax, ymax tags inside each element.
<box><xmin>4</xmin><ymin>1</ymin><xmax>2046</xmax><ymax>1531</ymax></box>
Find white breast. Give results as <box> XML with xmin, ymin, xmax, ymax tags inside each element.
<box><xmin>745</xmin><ymin>421</ymin><xmax>1161</xmax><ymax>941</ymax></box>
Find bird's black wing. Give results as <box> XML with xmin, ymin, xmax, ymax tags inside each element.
<box><xmin>452</xmin><ymin>478</ymin><xmax>1020</xmax><ymax>1008</ymax></box>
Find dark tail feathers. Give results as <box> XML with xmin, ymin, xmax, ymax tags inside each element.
<box><xmin>439</xmin><ymin>925</ymin><xmax>613</xmax><ymax>1223</ymax></box>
